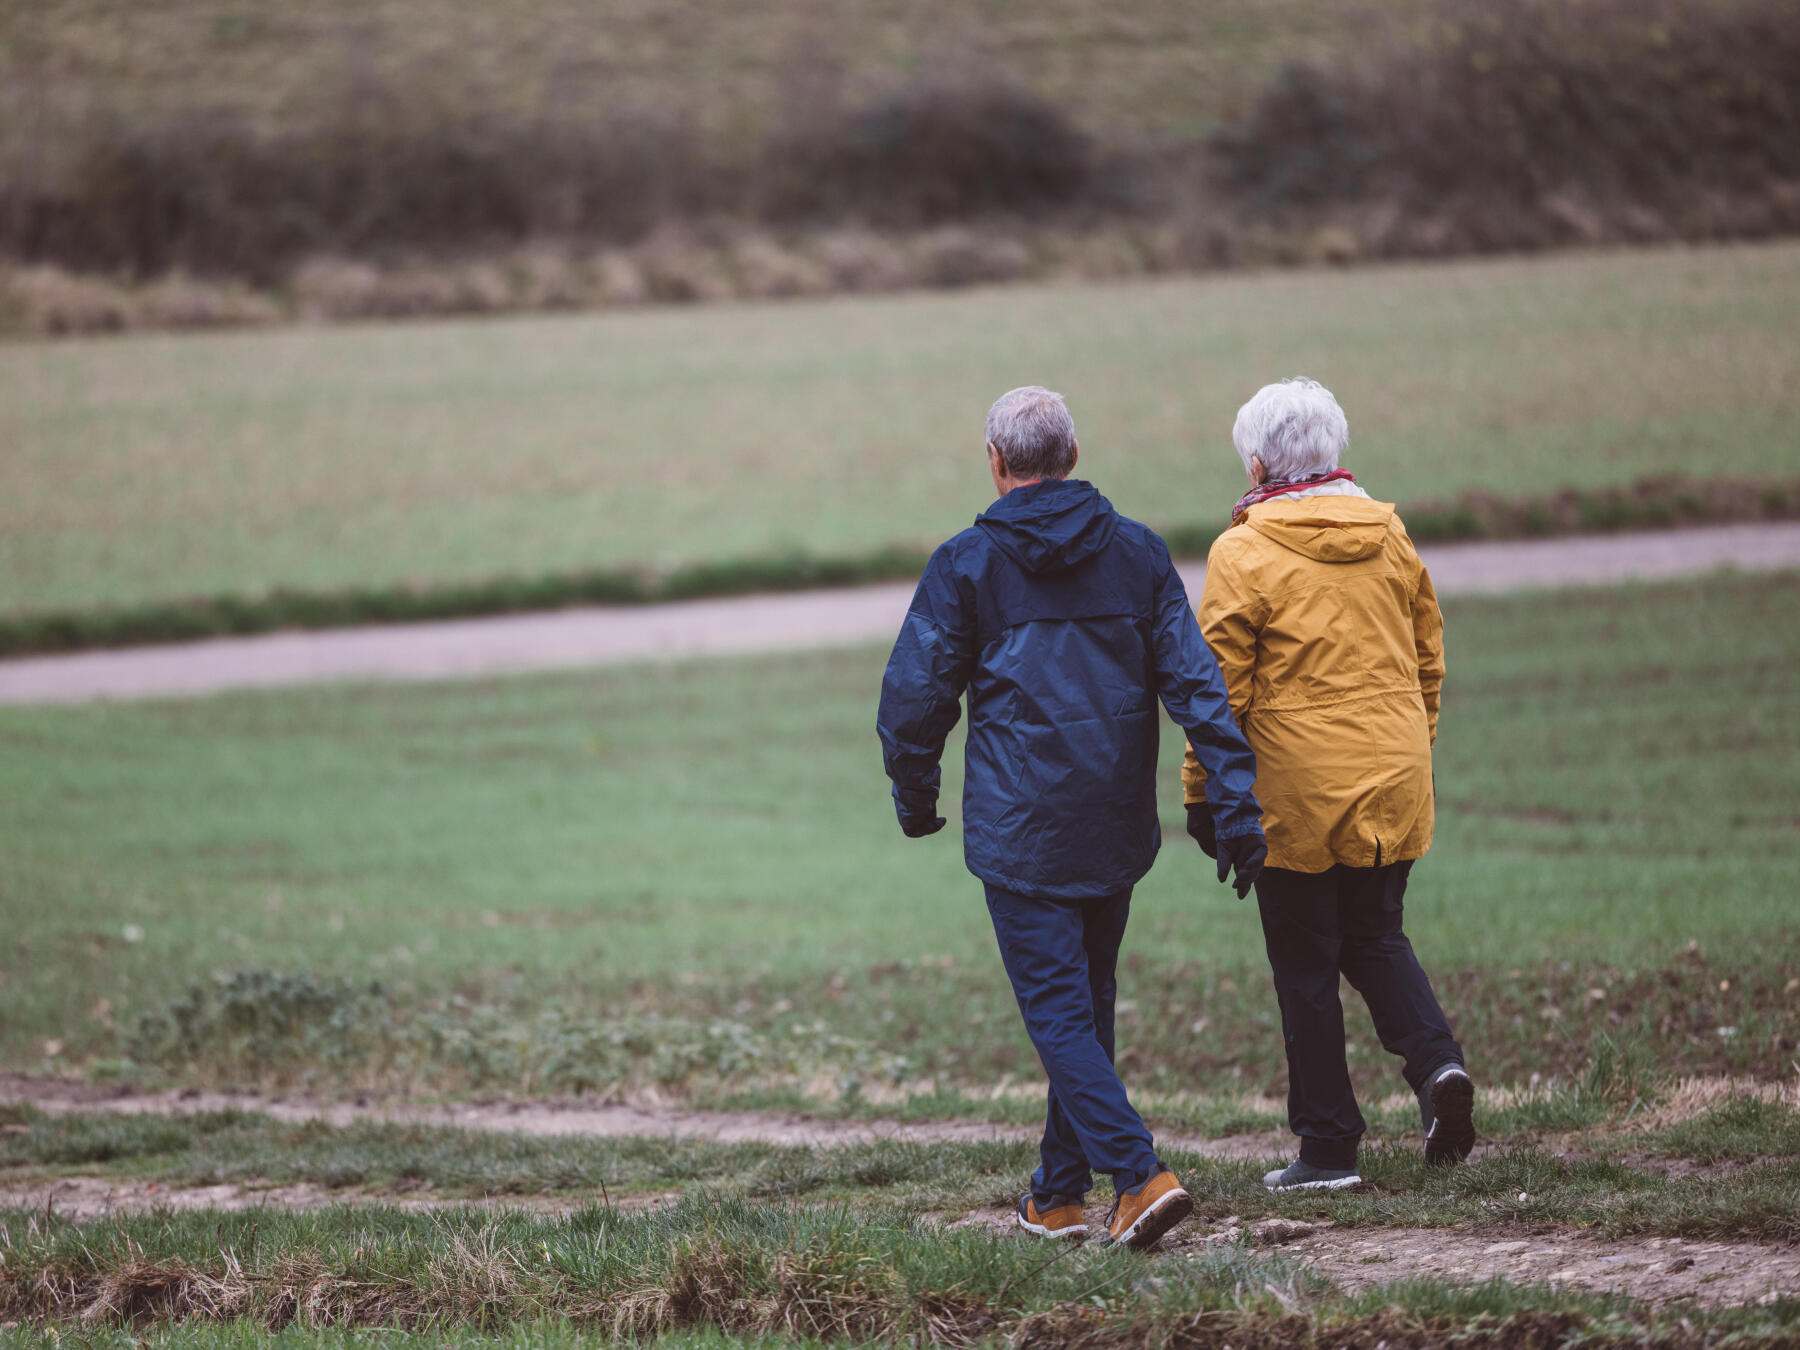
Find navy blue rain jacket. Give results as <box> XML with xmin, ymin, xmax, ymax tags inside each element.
<box><xmin>877</xmin><ymin>478</ymin><xmax>1262</xmax><ymax>899</ymax></box>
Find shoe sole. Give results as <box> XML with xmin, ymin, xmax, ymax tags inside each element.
<box><xmin>1017</xmin><ymin>1213</ymin><xmax>1086</xmax><ymax>1240</ymax></box>
<box><xmin>1267</xmin><ymin>1174</ymin><xmax>1363</xmax><ymax>1193</ymax></box>
<box><xmin>1425</xmin><ymin>1070</ymin><xmax>1476</xmax><ymax>1165</ymax></box>
<box><xmin>1111</xmin><ymin>1188</ymin><xmax>1194</xmax><ymax>1250</ymax></box>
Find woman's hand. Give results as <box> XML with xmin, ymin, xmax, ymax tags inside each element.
<box><xmin>1185</xmin><ymin>802</ymin><xmax>1218</xmax><ymax>859</ymax></box>
<box><xmin>1216</xmin><ymin>828</ymin><xmax>1268</xmax><ymax>899</ymax></box>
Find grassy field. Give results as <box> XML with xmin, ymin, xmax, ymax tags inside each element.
<box><xmin>1</xmin><ymin>571</ymin><xmax>1794</xmax><ymax>1101</ymax></box>
<box><xmin>3</xmin><ymin>242</ymin><xmax>1799</xmax><ymax>618</ymax></box>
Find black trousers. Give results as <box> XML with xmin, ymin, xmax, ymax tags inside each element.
<box><xmin>1255</xmin><ymin>860</ymin><xmax>1463</xmax><ymax>1170</ymax></box>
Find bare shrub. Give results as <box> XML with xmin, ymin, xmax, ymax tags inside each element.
<box><xmin>2</xmin><ymin>264</ymin><xmax>137</xmax><ymax>335</ymax></box>
<box><xmin>137</xmin><ymin>272</ymin><xmax>281</xmax><ymax>329</ymax></box>
<box><xmin>291</xmin><ymin>258</ymin><xmax>470</xmax><ymax>321</ymax></box>
<box><xmin>511</xmin><ymin>247</ymin><xmax>590</xmax><ymax>309</ymax></box>
<box><xmin>810</xmin><ymin>230</ymin><xmax>917</xmax><ymax>293</ymax></box>
<box><xmin>289</xmin><ymin>257</ymin><xmax>384</xmax><ymax>320</ymax></box>
<box><xmin>452</xmin><ymin>262</ymin><xmax>515</xmax><ymax>314</ymax></box>
<box><xmin>637</xmin><ymin>231</ymin><xmax>738</xmax><ymax>303</ymax></box>
<box><xmin>1039</xmin><ymin>228</ymin><xmax>1150</xmax><ymax>282</ymax></box>
<box><xmin>729</xmin><ymin>235</ymin><xmax>830</xmax><ymax>299</ymax></box>
<box><xmin>589</xmin><ymin>250</ymin><xmax>652</xmax><ymax>306</ymax></box>
<box><xmin>909</xmin><ymin>227</ymin><xmax>1032</xmax><ymax>288</ymax></box>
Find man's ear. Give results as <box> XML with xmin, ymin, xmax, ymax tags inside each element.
<box><xmin>988</xmin><ymin>441</ymin><xmax>1006</xmax><ymax>475</ymax></box>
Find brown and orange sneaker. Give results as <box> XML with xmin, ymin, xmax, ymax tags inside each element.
<box><xmin>1017</xmin><ymin>1193</ymin><xmax>1087</xmax><ymax>1240</ymax></box>
<box><xmin>1104</xmin><ymin>1170</ymin><xmax>1192</xmax><ymax>1250</ymax></box>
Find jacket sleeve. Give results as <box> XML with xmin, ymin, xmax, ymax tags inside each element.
<box><xmin>1182</xmin><ymin>541</ymin><xmax>1265</xmax><ymax>807</ymax></box>
<box><xmin>877</xmin><ymin>542</ymin><xmax>975</xmax><ymax>825</ymax></box>
<box><xmin>1150</xmin><ymin>540</ymin><xmax>1262</xmax><ymax>840</ymax></box>
<box><xmin>1412</xmin><ymin>560</ymin><xmax>1446</xmax><ymax>744</ymax></box>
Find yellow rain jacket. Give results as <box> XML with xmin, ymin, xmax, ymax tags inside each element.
<box><xmin>1182</xmin><ymin>495</ymin><xmax>1444</xmax><ymax>873</ymax></box>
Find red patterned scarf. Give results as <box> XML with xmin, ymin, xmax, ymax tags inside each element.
<box><xmin>1231</xmin><ymin>468</ymin><xmax>1356</xmax><ymax>523</ymax></box>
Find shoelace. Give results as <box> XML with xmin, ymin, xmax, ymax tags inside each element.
<box><xmin>1103</xmin><ymin>1197</ymin><xmax>1120</xmax><ymax>1231</ymax></box>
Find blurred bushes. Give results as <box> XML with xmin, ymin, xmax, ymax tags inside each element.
<box><xmin>1</xmin><ymin>0</ymin><xmax>1796</xmax><ymax>323</ymax></box>
<box><xmin>762</xmin><ymin>80</ymin><xmax>1094</xmax><ymax>225</ymax></box>
<box><xmin>1211</xmin><ymin>0</ymin><xmax>1800</xmax><ymax>252</ymax></box>
<box><xmin>0</xmin><ymin>80</ymin><xmax>1090</xmax><ymax>283</ymax></box>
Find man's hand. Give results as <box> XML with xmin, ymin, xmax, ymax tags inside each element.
<box><xmin>1185</xmin><ymin>802</ymin><xmax>1217</xmax><ymax>859</ymax></box>
<box><xmin>894</xmin><ymin>790</ymin><xmax>946</xmax><ymax>838</ymax></box>
<box><xmin>900</xmin><ymin>813</ymin><xmax>947</xmax><ymax>838</ymax></box>
<box><xmin>1216</xmin><ymin>828</ymin><xmax>1268</xmax><ymax>899</ymax></box>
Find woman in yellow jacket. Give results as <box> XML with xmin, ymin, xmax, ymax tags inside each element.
<box><xmin>1183</xmin><ymin>378</ymin><xmax>1474</xmax><ymax>1193</ymax></box>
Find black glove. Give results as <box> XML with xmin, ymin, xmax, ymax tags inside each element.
<box><xmin>1185</xmin><ymin>802</ymin><xmax>1217</xmax><ymax>859</ymax></box>
<box><xmin>1216</xmin><ymin>828</ymin><xmax>1268</xmax><ymax>899</ymax></box>
<box><xmin>901</xmin><ymin>812</ymin><xmax>946</xmax><ymax>838</ymax></box>
<box><xmin>894</xmin><ymin>789</ymin><xmax>946</xmax><ymax>839</ymax></box>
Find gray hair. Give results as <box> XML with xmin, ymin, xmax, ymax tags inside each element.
<box><xmin>1232</xmin><ymin>377</ymin><xmax>1349</xmax><ymax>481</ymax></box>
<box><xmin>985</xmin><ymin>386</ymin><xmax>1078</xmax><ymax>480</ymax></box>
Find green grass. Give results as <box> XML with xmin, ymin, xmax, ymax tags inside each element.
<box><xmin>4</xmin><ymin>243</ymin><xmax>1799</xmax><ymax>616</ymax></box>
<box><xmin>4</xmin><ymin>1190</ymin><xmax>1797</xmax><ymax>1342</ymax></box>
<box><xmin>0</xmin><ymin>571</ymin><xmax>1794</xmax><ymax>1100</ymax></box>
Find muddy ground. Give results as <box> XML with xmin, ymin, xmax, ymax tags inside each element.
<box><xmin>945</xmin><ymin>1207</ymin><xmax>1800</xmax><ymax>1310</ymax></box>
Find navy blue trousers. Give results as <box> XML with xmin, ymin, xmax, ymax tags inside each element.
<box><xmin>984</xmin><ymin>882</ymin><xmax>1162</xmax><ymax>1205</ymax></box>
<box><xmin>1255</xmin><ymin>861</ymin><xmax>1463</xmax><ymax>1170</ymax></box>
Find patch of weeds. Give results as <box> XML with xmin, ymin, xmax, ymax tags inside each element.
<box><xmin>122</xmin><ymin>969</ymin><xmax>911</xmax><ymax>1097</ymax></box>
<box><xmin>4</xmin><ymin>1195</ymin><xmax>1798</xmax><ymax>1344</ymax></box>
<box><xmin>1632</xmin><ymin>1092</ymin><xmax>1800</xmax><ymax>1164</ymax></box>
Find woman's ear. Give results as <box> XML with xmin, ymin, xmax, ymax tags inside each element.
<box><xmin>1249</xmin><ymin>454</ymin><xmax>1268</xmax><ymax>485</ymax></box>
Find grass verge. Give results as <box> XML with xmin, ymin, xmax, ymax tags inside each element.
<box><xmin>1</xmin><ymin>476</ymin><xmax>1795</xmax><ymax>658</ymax></box>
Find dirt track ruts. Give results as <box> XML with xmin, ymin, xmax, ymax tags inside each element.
<box><xmin>2</xmin><ymin>522</ymin><xmax>1796</xmax><ymax>704</ymax></box>
<box><xmin>0</xmin><ymin>1076</ymin><xmax>1281</xmax><ymax>1157</ymax></box>
<box><xmin>6</xmin><ymin>1078</ymin><xmax>1796</xmax><ymax>1308</ymax></box>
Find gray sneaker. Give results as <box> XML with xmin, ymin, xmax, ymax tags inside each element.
<box><xmin>1263</xmin><ymin>1159</ymin><xmax>1362</xmax><ymax>1192</ymax></box>
<box><xmin>1421</xmin><ymin>1064</ymin><xmax>1476</xmax><ymax>1165</ymax></box>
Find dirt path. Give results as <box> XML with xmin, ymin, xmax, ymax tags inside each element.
<box><xmin>0</xmin><ymin>1174</ymin><xmax>615</xmax><ymax>1220</ymax></box>
<box><xmin>0</xmin><ymin>1077</ymin><xmax>1281</xmax><ymax>1157</ymax></box>
<box><xmin>3</xmin><ymin>523</ymin><xmax>1795</xmax><ymax>704</ymax></box>
<box><xmin>946</xmin><ymin>1207</ymin><xmax>1800</xmax><ymax>1309</ymax></box>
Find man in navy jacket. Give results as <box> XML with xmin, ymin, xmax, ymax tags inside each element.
<box><xmin>877</xmin><ymin>386</ymin><xmax>1266</xmax><ymax>1249</ymax></box>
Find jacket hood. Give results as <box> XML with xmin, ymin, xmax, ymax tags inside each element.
<box><xmin>1244</xmin><ymin>496</ymin><xmax>1395</xmax><ymax>563</ymax></box>
<box><xmin>975</xmin><ymin>478</ymin><xmax>1120</xmax><ymax>574</ymax></box>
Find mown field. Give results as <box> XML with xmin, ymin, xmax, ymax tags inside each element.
<box><xmin>4</xmin><ymin>242</ymin><xmax>1799</xmax><ymax>618</ymax></box>
<box><xmin>1</xmin><ymin>571</ymin><xmax>1794</xmax><ymax>1105</ymax></box>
